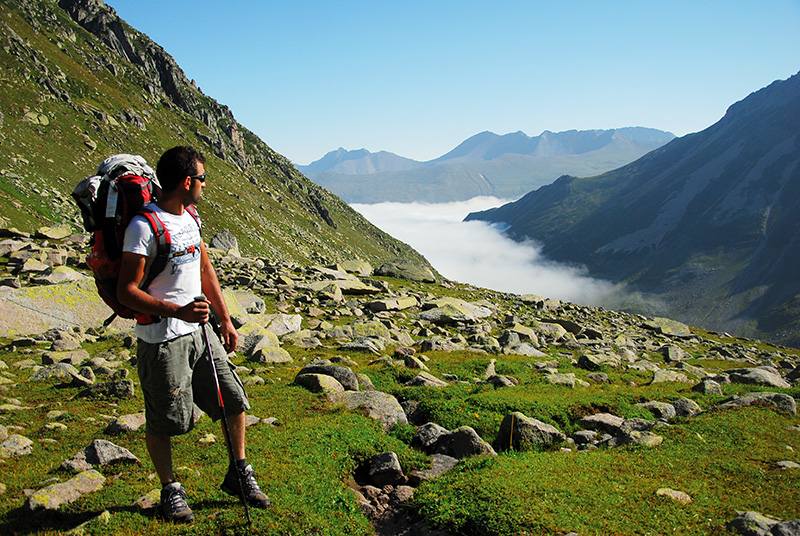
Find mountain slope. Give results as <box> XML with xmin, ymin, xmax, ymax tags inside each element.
<box><xmin>301</xmin><ymin>128</ymin><xmax>675</xmax><ymax>203</ymax></box>
<box><xmin>0</xmin><ymin>0</ymin><xmax>431</xmax><ymax>269</ymax></box>
<box><xmin>466</xmin><ymin>71</ymin><xmax>800</xmax><ymax>347</ymax></box>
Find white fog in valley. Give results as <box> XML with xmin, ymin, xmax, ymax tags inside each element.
<box><xmin>351</xmin><ymin>197</ymin><xmax>613</xmax><ymax>306</ymax></box>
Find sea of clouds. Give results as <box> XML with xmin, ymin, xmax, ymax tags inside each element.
<box><xmin>351</xmin><ymin>197</ymin><xmax>613</xmax><ymax>306</ymax></box>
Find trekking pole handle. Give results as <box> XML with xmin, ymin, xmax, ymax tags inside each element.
<box><xmin>194</xmin><ymin>295</ymin><xmax>208</xmax><ymax>325</ymax></box>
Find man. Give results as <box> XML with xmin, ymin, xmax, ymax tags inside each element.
<box><xmin>118</xmin><ymin>146</ymin><xmax>269</xmax><ymax>523</ymax></box>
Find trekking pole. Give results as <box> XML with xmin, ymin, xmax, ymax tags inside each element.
<box><xmin>194</xmin><ymin>296</ymin><xmax>252</xmax><ymax>526</ymax></box>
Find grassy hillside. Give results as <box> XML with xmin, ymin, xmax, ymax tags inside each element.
<box><xmin>0</xmin><ymin>0</ymin><xmax>429</xmax><ymax>268</ymax></box>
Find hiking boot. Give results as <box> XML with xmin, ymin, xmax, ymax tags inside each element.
<box><xmin>160</xmin><ymin>482</ymin><xmax>194</xmax><ymax>523</ymax></box>
<box><xmin>221</xmin><ymin>464</ymin><xmax>270</xmax><ymax>508</ymax></box>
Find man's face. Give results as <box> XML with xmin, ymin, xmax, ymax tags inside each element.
<box><xmin>188</xmin><ymin>161</ymin><xmax>206</xmax><ymax>205</ymax></box>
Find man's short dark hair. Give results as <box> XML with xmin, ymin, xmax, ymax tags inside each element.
<box><xmin>156</xmin><ymin>146</ymin><xmax>206</xmax><ymax>192</ymax></box>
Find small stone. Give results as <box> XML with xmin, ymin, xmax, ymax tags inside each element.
<box><xmin>656</xmin><ymin>488</ymin><xmax>692</xmax><ymax>504</ymax></box>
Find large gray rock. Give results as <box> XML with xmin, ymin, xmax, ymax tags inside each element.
<box><xmin>433</xmin><ymin>426</ymin><xmax>497</xmax><ymax>459</ymax></box>
<box><xmin>672</xmin><ymin>397</ymin><xmax>703</xmax><ymax>417</ymax></box>
<box><xmin>26</xmin><ymin>470</ymin><xmax>106</xmax><ymax>511</ymax></box>
<box><xmin>715</xmin><ymin>392</ymin><xmax>797</xmax><ymax>415</ymax></box>
<box><xmin>298</xmin><ymin>364</ymin><xmax>359</xmax><ymax>391</ymax></box>
<box><xmin>294</xmin><ymin>373</ymin><xmax>345</xmax><ymax>395</ymax></box>
<box><xmin>636</xmin><ymin>401</ymin><xmax>677</xmax><ymax>421</ymax></box>
<box><xmin>368</xmin><ymin>452</ymin><xmax>407</xmax><ymax>487</ymax></box>
<box><xmin>329</xmin><ymin>391</ymin><xmax>407</xmax><ymax>431</ymax></box>
<box><xmin>579</xmin><ymin>413</ymin><xmax>624</xmax><ymax>435</ymax></box>
<box><xmin>692</xmin><ymin>379</ymin><xmax>723</xmax><ymax>395</ymax></box>
<box><xmin>105</xmin><ymin>413</ymin><xmax>146</xmax><ymax>434</ymax></box>
<box><xmin>237</xmin><ymin>322</ymin><xmax>280</xmax><ymax>357</ymax></box>
<box><xmin>412</xmin><ymin>422</ymin><xmax>449</xmax><ymax>452</ymax></box>
<box><xmin>651</xmin><ymin>369</ymin><xmax>691</xmax><ymax>384</ymax></box>
<box><xmin>375</xmin><ymin>259</ymin><xmax>435</xmax><ymax>282</ymax></box>
<box><xmin>405</xmin><ymin>372</ymin><xmax>449</xmax><ymax>387</ymax></box>
<box><xmin>408</xmin><ymin>454</ymin><xmax>459</xmax><ymax>486</ymax></box>
<box><xmin>418</xmin><ymin>298</ymin><xmax>493</xmax><ymax>325</ymax></box>
<box><xmin>493</xmin><ymin>412</ymin><xmax>566</xmax><ymax>452</ymax></box>
<box><xmin>62</xmin><ymin>439</ymin><xmax>140</xmax><ymax>472</ymax></box>
<box><xmin>642</xmin><ymin>317</ymin><xmax>691</xmax><ymax>336</ymax></box>
<box><xmin>29</xmin><ymin>362</ymin><xmax>81</xmax><ymax>383</ymax></box>
<box><xmin>0</xmin><ymin>434</ymin><xmax>33</xmax><ymax>458</ymax></box>
<box><xmin>726</xmin><ymin>511</ymin><xmax>780</xmax><ymax>536</ymax></box>
<box><xmin>209</xmin><ymin>229</ymin><xmax>239</xmax><ymax>254</ymax></box>
<box><xmin>727</xmin><ymin>367</ymin><xmax>791</xmax><ymax>389</ymax></box>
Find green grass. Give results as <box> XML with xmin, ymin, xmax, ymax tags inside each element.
<box><xmin>0</xmin><ymin>339</ymin><xmax>421</xmax><ymax>536</ymax></box>
<box><xmin>413</xmin><ymin>408</ymin><xmax>800</xmax><ymax>535</ymax></box>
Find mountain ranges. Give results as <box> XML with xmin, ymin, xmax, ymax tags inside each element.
<box><xmin>300</xmin><ymin>128</ymin><xmax>675</xmax><ymax>203</ymax></box>
<box><xmin>467</xmin><ymin>71</ymin><xmax>800</xmax><ymax>348</ymax></box>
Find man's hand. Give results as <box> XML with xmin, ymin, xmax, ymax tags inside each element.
<box><xmin>177</xmin><ymin>298</ymin><xmax>210</xmax><ymax>324</ymax></box>
<box><xmin>219</xmin><ymin>318</ymin><xmax>239</xmax><ymax>353</ymax></box>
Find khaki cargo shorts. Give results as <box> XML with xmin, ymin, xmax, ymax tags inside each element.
<box><xmin>137</xmin><ymin>327</ymin><xmax>250</xmax><ymax>436</ymax></box>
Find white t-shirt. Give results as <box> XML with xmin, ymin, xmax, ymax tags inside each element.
<box><xmin>122</xmin><ymin>202</ymin><xmax>203</xmax><ymax>343</ymax></box>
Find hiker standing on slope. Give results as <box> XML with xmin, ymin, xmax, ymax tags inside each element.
<box><xmin>117</xmin><ymin>145</ymin><xmax>269</xmax><ymax>523</ymax></box>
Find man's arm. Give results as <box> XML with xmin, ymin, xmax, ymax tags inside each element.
<box><xmin>198</xmin><ymin>242</ymin><xmax>238</xmax><ymax>353</ymax></box>
<box><xmin>117</xmin><ymin>251</ymin><xmax>209</xmax><ymax>323</ymax></box>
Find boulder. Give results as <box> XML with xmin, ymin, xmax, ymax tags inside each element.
<box><xmin>433</xmin><ymin>426</ymin><xmax>497</xmax><ymax>459</ymax></box>
<box><xmin>412</xmin><ymin>423</ymin><xmax>449</xmax><ymax>452</ymax></box>
<box><xmin>643</xmin><ymin>317</ymin><xmax>691</xmax><ymax>336</ymax></box>
<box><xmin>408</xmin><ymin>454</ymin><xmax>459</xmax><ymax>486</ymax></box>
<box><xmin>368</xmin><ymin>452</ymin><xmax>407</xmax><ymax>487</ymax></box>
<box><xmin>651</xmin><ymin>369</ymin><xmax>691</xmax><ymax>384</ymax></box>
<box><xmin>329</xmin><ymin>391</ymin><xmax>408</xmax><ymax>431</ymax></box>
<box><xmin>418</xmin><ymin>298</ymin><xmax>492</xmax><ymax>324</ymax></box>
<box><xmin>338</xmin><ymin>259</ymin><xmax>373</xmax><ymax>276</ymax></box>
<box><xmin>405</xmin><ymin>372</ymin><xmax>448</xmax><ymax>387</ymax></box>
<box><xmin>294</xmin><ymin>373</ymin><xmax>345</xmax><ymax>395</ymax></box>
<box><xmin>579</xmin><ymin>413</ymin><xmax>624</xmax><ymax>435</ymax></box>
<box><xmin>375</xmin><ymin>259</ymin><xmax>435</xmax><ymax>282</ymax></box>
<box><xmin>61</xmin><ymin>439</ymin><xmax>140</xmax><ymax>472</ymax></box>
<box><xmin>0</xmin><ymin>434</ymin><xmax>33</xmax><ymax>458</ymax></box>
<box><xmin>493</xmin><ymin>412</ymin><xmax>566</xmax><ymax>452</ymax></box>
<box><xmin>636</xmin><ymin>401</ymin><xmax>677</xmax><ymax>421</ymax></box>
<box><xmin>727</xmin><ymin>367</ymin><xmax>791</xmax><ymax>389</ymax></box>
<box><xmin>105</xmin><ymin>413</ymin><xmax>146</xmax><ymax>434</ymax></box>
<box><xmin>237</xmin><ymin>322</ymin><xmax>281</xmax><ymax>357</ymax></box>
<box><xmin>75</xmin><ymin>380</ymin><xmax>135</xmax><ymax>399</ymax></box>
<box><xmin>715</xmin><ymin>392</ymin><xmax>797</xmax><ymax>415</ymax></box>
<box><xmin>250</xmin><ymin>346</ymin><xmax>293</xmax><ymax>364</ymax></box>
<box><xmin>298</xmin><ymin>364</ymin><xmax>359</xmax><ymax>391</ymax></box>
<box><xmin>692</xmin><ymin>379</ymin><xmax>723</xmax><ymax>395</ymax></box>
<box><xmin>672</xmin><ymin>397</ymin><xmax>702</xmax><ymax>417</ymax></box>
<box><xmin>26</xmin><ymin>470</ymin><xmax>105</xmax><ymax>511</ymax></box>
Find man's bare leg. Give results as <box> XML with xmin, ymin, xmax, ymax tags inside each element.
<box><xmin>146</xmin><ymin>432</ymin><xmax>174</xmax><ymax>484</ymax></box>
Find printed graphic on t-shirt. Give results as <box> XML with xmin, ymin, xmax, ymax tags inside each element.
<box><xmin>169</xmin><ymin>222</ymin><xmax>202</xmax><ymax>267</ymax></box>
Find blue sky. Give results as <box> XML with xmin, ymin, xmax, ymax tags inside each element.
<box><xmin>109</xmin><ymin>1</ymin><xmax>800</xmax><ymax>165</ymax></box>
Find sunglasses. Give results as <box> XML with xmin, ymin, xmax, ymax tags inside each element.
<box><xmin>189</xmin><ymin>173</ymin><xmax>206</xmax><ymax>183</ymax></box>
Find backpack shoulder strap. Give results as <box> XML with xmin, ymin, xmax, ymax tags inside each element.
<box><xmin>185</xmin><ymin>204</ymin><xmax>202</xmax><ymax>235</ymax></box>
<box><xmin>138</xmin><ymin>207</ymin><xmax>171</xmax><ymax>290</ymax></box>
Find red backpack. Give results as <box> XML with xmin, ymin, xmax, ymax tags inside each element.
<box><xmin>72</xmin><ymin>154</ymin><xmax>200</xmax><ymax>325</ymax></box>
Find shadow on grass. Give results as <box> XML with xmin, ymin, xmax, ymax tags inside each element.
<box><xmin>0</xmin><ymin>504</ymin><xmax>141</xmax><ymax>535</ymax></box>
<box><xmin>0</xmin><ymin>499</ymin><xmax>253</xmax><ymax>535</ymax></box>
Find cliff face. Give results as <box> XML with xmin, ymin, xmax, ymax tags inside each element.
<box><xmin>0</xmin><ymin>0</ymin><xmax>430</xmax><ymax>268</ymax></box>
<box><xmin>467</xmin><ymin>72</ymin><xmax>800</xmax><ymax>346</ymax></box>
<box><xmin>57</xmin><ymin>0</ymin><xmax>246</xmax><ymax>165</ymax></box>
